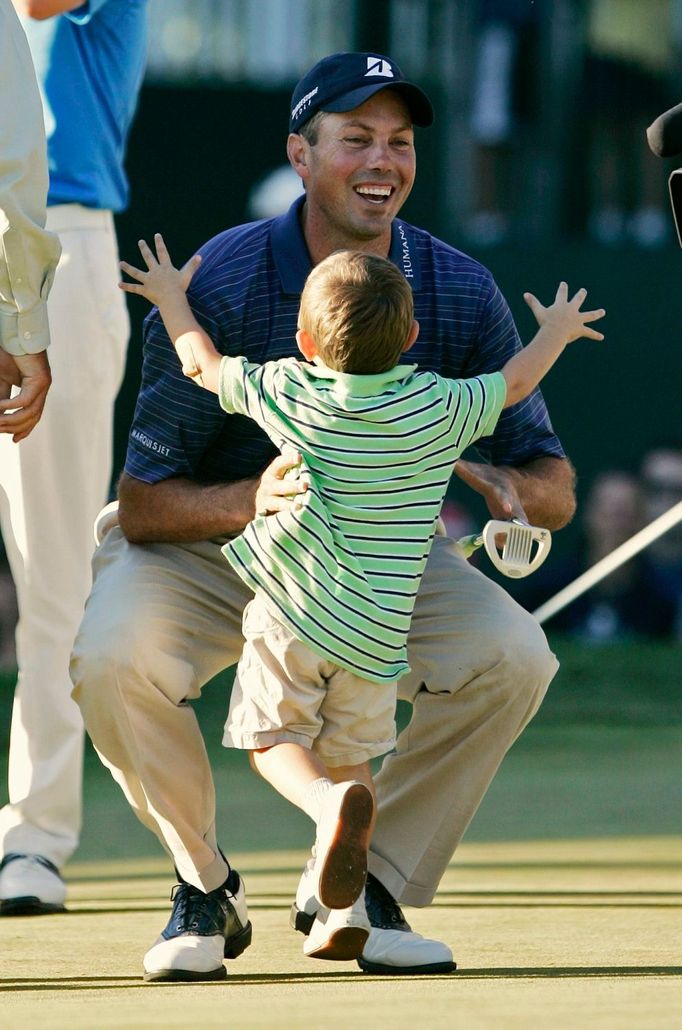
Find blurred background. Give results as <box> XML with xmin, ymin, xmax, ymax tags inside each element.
<box><xmin>2</xmin><ymin>0</ymin><xmax>682</xmax><ymax>665</ymax></box>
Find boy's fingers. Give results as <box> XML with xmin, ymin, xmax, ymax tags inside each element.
<box><xmin>555</xmin><ymin>281</ymin><xmax>568</xmax><ymax>301</ymax></box>
<box><xmin>154</xmin><ymin>232</ymin><xmax>170</xmax><ymax>263</ymax></box>
<box><xmin>118</xmin><ymin>281</ymin><xmax>144</xmax><ymax>295</ymax></box>
<box><xmin>583</xmin><ymin>307</ymin><xmax>606</xmax><ymax>321</ymax></box>
<box><xmin>119</xmin><ymin>260</ymin><xmax>145</xmax><ymax>281</ymax></box>
<box><xmin>137</xmin><ymin>238</ymin><xmax>157</xmax><ymax>268</ymax></box>
<box><xmin>181</xmin><ymin>254</ymin><xmax>202</xmax><ymax>279</ymax></box>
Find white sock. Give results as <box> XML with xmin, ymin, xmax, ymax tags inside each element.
<box><xmin>301</xmin><ymin>777</ymin><xmax>334</xmax><ymax>823</ymax></box>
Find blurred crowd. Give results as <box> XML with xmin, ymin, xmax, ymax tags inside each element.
<box><xmin>465</xmin><ymin>0</ymin><xmax>680</xmax><ymax>248</ymax></box>
<box><xmin>513</xmin><ymin>444</ymin><xmax>682</xmax><ymax>641</ymax></box>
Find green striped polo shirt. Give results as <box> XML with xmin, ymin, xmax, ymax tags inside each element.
<box><xmin>220</xmin><ymin>356</ymin><xmax>506</xmax><ymax>683</ymax></box>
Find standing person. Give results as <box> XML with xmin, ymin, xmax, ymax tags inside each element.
<box><xmin>0</xmin><ymin>0</ymin><xmax>61</xmax><ymax>441</ymax></box>
<box><xmin>0</xmin><ymin>0</ymin><xmax>147</xmax><ymax>915</ymax></box>
<box><xmin>71</xmin><ymin>52</ymin><xmax>575</xmax><ymax>981</ymax></box>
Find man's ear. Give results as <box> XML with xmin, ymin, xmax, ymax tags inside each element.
<box><xmin>287</xmin><ymin>134</ymin><xmax>308</xmax><ymax>181</ymax></box>
<box><xmin>403</xmin><ymin>319</ymin><xmax>420</xmax><ymax>352</ymax></box>
<box><xmin>296</xmin><ymin>328</ymin><xmax>318</xmax><ymax>360</ymax></box>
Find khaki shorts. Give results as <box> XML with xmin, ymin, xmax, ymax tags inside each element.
<box><xmin>223</xmin><ymin>596</ymin><xmax>397</xmax><ymax>767</ymax></box>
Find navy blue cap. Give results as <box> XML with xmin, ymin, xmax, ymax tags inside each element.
<box><xmin>289</xmin><ymin>52</ymin><xmax>434</xmax><ymax>134</ymax></box>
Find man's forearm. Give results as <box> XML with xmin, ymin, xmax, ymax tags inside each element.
<box><xmin>504</xmin><ymin>456</ymin><xmax>576</xmax><ymax>530</ymax></box>
<box><xmin>117</xmin><ymin>471</ymin><xmax>257</xmax><ymax>543</ymax></box>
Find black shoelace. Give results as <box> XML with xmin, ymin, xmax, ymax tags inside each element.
<box><xmin>365</xmin><ymin>873</ymin><xmax>411</xmax><ymax>931</ymax></box>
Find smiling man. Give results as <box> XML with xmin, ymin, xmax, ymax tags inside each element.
<box><xmin>71</xmin><ymin>52</ymin><xmax>572</xmax><ymax>982</ymax></box>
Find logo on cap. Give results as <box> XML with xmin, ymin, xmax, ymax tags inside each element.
<box><xmin>365</xmin><ymin>57</ymin><xmax>394</xmax><ymax>78</ymax></box>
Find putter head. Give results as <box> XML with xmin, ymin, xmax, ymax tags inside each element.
<box><xmin>481</xmin><ymin>519</ymin><xmax>552</xmax><ymax>578</ymax></box>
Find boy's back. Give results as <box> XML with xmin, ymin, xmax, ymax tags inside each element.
<box><xmin>219</xmin><ymin>355</ymin><xmax>506</xmax><ymax>682</ymax></box>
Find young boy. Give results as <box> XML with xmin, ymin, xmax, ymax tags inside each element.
<box><xmin>120</xmin><ymin>235</ymin><xmax>604</xmax><ymax>960</ymax></box>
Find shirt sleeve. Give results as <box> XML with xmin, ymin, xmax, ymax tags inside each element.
<box><xmin>445</xmin><ymin>371</ymin><xmax>508</xmax><ymax>455</ymax></box>
<box><xmin>0</xmin><ymin>1</ymin><xmax>61</xmax><ymax>356</ymax></box>
<box><xmin>218</xmin><ymin>355</ymin><xmax>281</xmax><ymax>426</ymax></box>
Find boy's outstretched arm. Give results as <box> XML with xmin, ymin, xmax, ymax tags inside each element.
<box><xmin>502</xmin><ymin>282</ymin><xmax>605</xmax><ymax>408</ymax></box>
<box><xmin>119</xmin><ymin>233</ymin><xmax>222</xmax><ymax>393</ymax></box>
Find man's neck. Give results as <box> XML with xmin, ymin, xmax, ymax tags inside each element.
<box><xmin>300</xmin><ymin>201</ymin><xmax>392</xmax><ymax>265</ymax></box>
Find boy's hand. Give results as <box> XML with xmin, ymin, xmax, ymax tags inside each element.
<box><xmin>523</xmin><ymin>282</ymin><xmax>605</xmax><ymax>343</ymax></box>
<box><xmin>119</xmin><ymin>233</ymin><xmax>202</xmax><ymax>306</ymax></box>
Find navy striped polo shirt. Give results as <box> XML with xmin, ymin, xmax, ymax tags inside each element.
<box><xmin>124</xmin><ymin>196</ymin><xmax>564</xmax><ymax>485</ymax></box>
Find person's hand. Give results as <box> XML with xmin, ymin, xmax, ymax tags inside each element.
<box><xmin>0</xmin><ymin>349</ymin><xmax>52</xmax><ymax>442</ymax></box>
<box><xmin>523</xmin><ymin>282</ymin><xmax>605</xmax><ymax>344</ymax></box>
<box><xmin>119</xmin><ymin>233</ymin><xmax>202</xmax><ymax>307</ymax></box>
<box><xmin>254</xmin><ymin>451</ymin><xmax>308</xmax><ymax>517</ymax></box>
<box><xmin>454</xmin><ymin>459</ymin><xmax>527</xmax><ymax>522</ymax></box>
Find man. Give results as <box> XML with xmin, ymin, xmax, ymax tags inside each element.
<box><xmin>0</xmin><ymin>0</ymin><xmax>61</xmax><ymax>441</ymax></box>
<box><xmin>0</xmin><ymin>0</ymin><xmax>147</xmax><ymax>915</ymax></box>
<box><xmin>71</xmin><ymin>52</ymin><xmax>573</xmax><ymax>981</ymax></box>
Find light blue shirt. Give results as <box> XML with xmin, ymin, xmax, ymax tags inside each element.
<box><xmin>20</xmin><ymin>0</ymin><xmax>148</xmax><ymax>212</ymax></box>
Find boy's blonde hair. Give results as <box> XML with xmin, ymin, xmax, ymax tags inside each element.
<box><xmin>298</xmin><ymin>250</ymin><xmax>414</xmax><ymax>374</ymax></box>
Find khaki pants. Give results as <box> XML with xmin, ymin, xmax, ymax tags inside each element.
<box><xmin>71</xmin><ymin>529</ymin><xmax>558</xmax><ymax>904</ymax></box>
<box><xmin>0</xmin><ymin>206</ymin><xmax>128</xmax><ymax>867</ymax></box>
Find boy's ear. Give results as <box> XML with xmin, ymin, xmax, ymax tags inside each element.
<box><xmin>296</xmin><ymin>328</ymin><xmax>318</xmax><ymax>360</ymax></box>
<box><xmin>403</xmin><ymin>319</ymin><xmax>420</xmax><ymax>352</ymax></box>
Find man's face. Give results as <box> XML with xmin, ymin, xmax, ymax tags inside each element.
<box><xmin>292</xmin><ymin>91</ymin><xmax>416</xmax><ymax>249</ymax></box>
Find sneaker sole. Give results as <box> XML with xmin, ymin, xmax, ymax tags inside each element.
<box><xmin>144</xmin><ymin>965</ymin><xmax>228</xmax><ymax>983</ymax></box>
<box><xmin>317</xmin><ymin>783</ymin><xmax>373</xmax><ymax>910</ymax></box>
<box><xmin>0</xmin><ymin>896</ymin><xmax>66</xmax><ymax>916</ymax></box>
<box><xmin>357</xmin><ymin>956</ymin><xmax>457</xmax><ymax>975</ymax></box>
<box><xmin>304</xmin><ymin>925</ymin><xmax>370</xmax><ymax>961</ymax></box>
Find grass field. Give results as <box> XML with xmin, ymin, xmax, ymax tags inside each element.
<box><xmin>0</xmin><ymin>636</ymin><xmax>680</xmax><ymax>1027</ymax></box>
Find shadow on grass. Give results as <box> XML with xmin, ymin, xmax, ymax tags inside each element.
<box><xmin>3</xmin><ymin>966</ymin><xmax>682</xmax><ymax>992</ymax></box>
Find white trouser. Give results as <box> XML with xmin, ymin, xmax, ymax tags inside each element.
<box><xmin>71</xmin><ymin>529</ymin><xmax>558</xmax><ymax>901</ymax></box>
<box><xmin>0</xmin><ymin>205</ymin><xmax>129</xmax><ymax>867</ymax></box>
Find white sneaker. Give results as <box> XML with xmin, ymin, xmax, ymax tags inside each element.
<box><xmin>313</xmin><ymin>781</ymin><xmax>373</xmax><ymax>910</ymax></box>
<box><xmin>359</xmin><ymin>925</ymin><xmax>454</xmax><ymax>974</ymax></box>
<box><xmin>143</xmin><ymin>873</ymin><xmax>251</xmax><ymax>982</ymax></box>
<box><xmin>358</xmin><ymin>874</ymin><xmax>455</xmax><ymax>974</ymax></box>
<box><xmin>0</xmin><ymin>853</ymin><xmax>66</xmax><ymax>915</ymax></box>
<box><xmin>303</xmin><ymin>893</ymin><xmax>371</xmax><ymax>961</ymax></box>
<box><xmin>291</xmin><ymin>869</ymin><xmax>456</xmax><ymax>974</ymax></box>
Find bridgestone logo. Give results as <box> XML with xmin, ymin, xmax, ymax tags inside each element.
<box><xmin>291</xmin><ymin>86</ymin><xmax>319</xmax><ymax>122</ymax></box>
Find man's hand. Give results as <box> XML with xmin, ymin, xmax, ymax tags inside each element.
<box><xmin>254</xmin><ymin>451</ymin><xmax>307</xmax><ymax>517</ymax></box>
<box><xmin>455</xmin><ymin>459</ymin><xmax>526</xmax><ymax>521</ymax></box>
<box><xmin>455</xmin><ymin>455</ymin><xmax>576</xmax><ymax>532</ymax></box>
<box><xmin>0</xmin><ymin>349</ymin><xmax>51</xmax><ymax>442</ymax></box>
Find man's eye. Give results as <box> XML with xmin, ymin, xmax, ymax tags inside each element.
<box><xmin>344</xmin><ymin>136</ymin><xmax>368</xmax><ymax>145</ymax></box>
<box><xmin>392</xmin><ymin>139</ymin><xmax>412</xmax><ymax>148</ymax></box>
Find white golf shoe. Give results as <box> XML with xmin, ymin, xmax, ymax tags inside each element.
<box><xmin>291</xmin><ymin>869</ymin><xmax>456</xmax><ymax>974</ymax></box>
<box><xmin>357</xmin><ymin>873</ymin><xmax>455</xmax><ymax>974</ymax></box>
<box><xmin>143</xmin><ymin>871</ymin><xmax>251</xmax><ymax>982</ymax></box>
<box><xmin>0</xmin><ymin>853</ymin><xmax>67</xmax><ymax>915</ymax></box>
<box><xmin>312</xmin><ymin>780</ymin><xmax>373</xmax><ymax>910</ymax></box>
